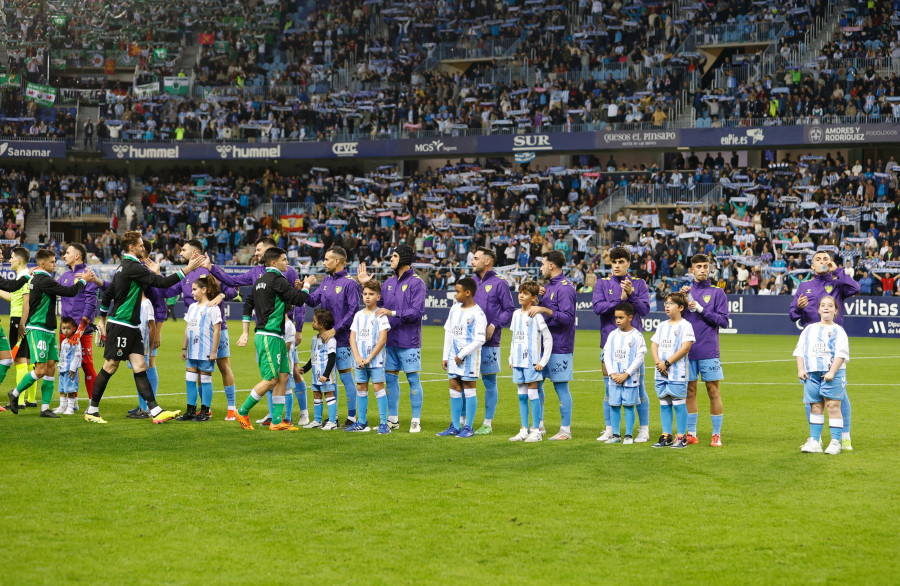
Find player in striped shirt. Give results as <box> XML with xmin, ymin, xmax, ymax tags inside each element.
<box><xmin>508</xmin><ymin>281</ymin><xmax>552</xmax><ymax>443</ymax></box>
<box><xmin>602</xmin><ymin>302</ymin><xmax>647</xmax><ymax>445</ymax></box>
<box><xmin>349</xmin><ymin>280</ymin><xmax>392</xmax><ymax>434</ymax></box>
<box><xmin>178</xmin><ymin>277</ymin><xmax>222</xmax><ymax>422</ymax></box>
<box><xmin>300</xmin><ymin>309</ymin><xmax>339</xmax><ymax>430</ymax></box>
<box><xmin>438</xmin><ymin>277</ymin><xmax>487</xmax><ymax>438</ymax></box>
<box><xmin>650</xmin><ymin>293</ymin><xmax>695</xmax><ymax>449</ymax></box>
<box><xmin>794</xmin><ymin>296</ymin><xmax>850</xmax><ymax>455</ymax></box>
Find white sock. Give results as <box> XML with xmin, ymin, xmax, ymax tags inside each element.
<box><xmin>411</xmin><ymin>417</ymin><xmax>420</xmax><ymax>424</ymax></box>
<box><xmin>539</xmin><ymin>419</ymin><xmax>545</xmax><ymax>428</ymax></box>
<box><xmin>483</xmin><ymin>418</ymin><xmax>492</xmax><ymax>426</ymax></box>
<box><xmin>59</xmin><ymin>397</ymin><xmax>68</xmax><ymax>409</ymax></box>
<box><xmin>560</xmin><ymin>425</ymin><xmax>571</xmax><ymax>434</ymax></box>
<box><xmin>41</xmin><ymin>404</ymin><xmax>49</xmax><ymax>412</ymax></box>
<box><xmin>842</xmin><ymin>432</ymin><xmax>851</xmax><ymax>441</ymax></box>
<box><xmin>388</xmin><ymin>415</ymin><xmax>399</xmax><ymax>424</ymax></box>
<box><xmin>70</xmin><ymin>397</ymin><xmax>78</xmax><ymax>409</ymax></box>
<box><xmin>301</xmin><ymin>409</ymin><xmax>309</xmax><ymax>416</ymax></box>
<box><xmin>640</xmin><ymin>425</ymin><xmax>649</xmax><ymax>432</ymax></box>
<box><xmin>86</xmin><ymin>406</ymin><xmax>99</xmax><ymax>415</ymax></box>
<box><xmin>150</xmin><ymin>406</ymin><xmax>162</xmax><ymax>417</ymax></box>
<box><xmin>605</xmin><ymin>425</ymin><xmax>612</xmax><ymax>433</ymax></box>
<box><xmin>460</xmin><ymin>416</ymin><xmax>467</xmax><ymax>426</ymax></box>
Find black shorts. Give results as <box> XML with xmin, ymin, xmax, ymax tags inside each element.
<box><xmin>8</xmin><ymin>317</ymin><xmax>28</xmax><ymax>359</ymax></box>
<box><xmin>104</xmin><ymin>323</ymin><xmax>145</xmax><ymax>361</ymax></box>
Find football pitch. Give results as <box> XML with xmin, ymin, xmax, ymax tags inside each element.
<box><xmin>1</xmin><ymin>321</ymin><xmax>897</xmax><ymax>584</ymax></box>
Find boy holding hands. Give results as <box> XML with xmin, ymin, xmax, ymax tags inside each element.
<box><xmin>602</xmin><ymin>302</ymin><xmax>647</xmax><ymax>444</ymax></box>
<box><xmin>349</xmin><ymin>280</ymin><xmax>392</xmax><ymax>434</ymax></box>
<box><xmin>650</xmin><ymin>292</ymin><xmax>695</xmax><ymax>449</ymax></box>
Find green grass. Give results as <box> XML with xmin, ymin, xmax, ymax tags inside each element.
<box><xmin>1</xmin><ymin>321</ymin><xmax>898</xmax><ymax>584</ymax></box>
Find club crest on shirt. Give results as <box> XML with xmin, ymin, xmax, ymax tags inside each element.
<box><xmin>824</xmin><ymin>285</ymin><xmax>833</xmax><ymax>293</ymax></box>
<box><xmin>485</xmin><ymin>285</ymin><xmax>492</xmax><ymax>293</ymax></box>
<box><xmin>806</xmin><ymin>288</ymin><xmax>812</xmax><ymax>294</ymax></box>
<box><xmin>608</xmin><ymin>289</ymin><xmax>613</xmax><ymax>294</ymax></box>
<box><xmin>335</xmin><ymin>286</ymin><xmax>342</xmax><ymax>293</ymax></box>
<box><xmin>703</xmin><ymin>294</ymin><xmax>711</xmax><ymax>303</ymax></box>
<box><xmin>402</xmin><ymin>284</ymin><xmax>408</xmax><ymax>292</ymax></box>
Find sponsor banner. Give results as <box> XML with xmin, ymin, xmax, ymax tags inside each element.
<box><xmin>477</xmin><ymin>132</ymin><xmax>596</xmax><ymax>154</ymax></box>
<box><xmin>396</xmin><ymin>136</ymin><xmax>478</xmax><ymax>157</ymax></box>
<box><xmin>0</xmin><ymin>141</ymin><xmax>66</xmax><ymax>159</ymax></box>
<box><xmin>102</xmin><ymin>140</ymin><xmax>398</xmax><ymax>160</ymax></box>
<box><xmin>681</xmin><ymin>126</ymin><xmax>804</xmax><ymax>148</ymax></box>
<box><xmin>598</xmin><ymin>128</ymin><xmax>680</xmax><ymax>149</ymax></box>
<box><xmin>804</xmin><ymin>124</ymin><xmax>900</xmax><ymax>145</ymax></box>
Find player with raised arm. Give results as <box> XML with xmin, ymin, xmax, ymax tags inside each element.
<box><xmin>6</xmin><ymin>249</ymin><xmax>94</xmax><ymax>418</ymax></box>
<box><xmin>304</xmin><ymin>246</ymin><xmax>361</xmax><ymax>429</ymax></box>
<box><xmin>789</xmin><ymin>250</ymin><xmax>860</xmax><ymax>451</ymax></box>
<box><xmin>357</xmin><ymin>244</ymin><xmax>426</xmax><ymax>433</ymax></box>
<box><xmin>467</xmin><ymin>246</ymin><xmax>516</xmax><ymax>435</ymax></box>
<box><xmin>85</xmin><ymin>231</ymin><xmax>204</xmax><ymax>424</ymax></box>
<box><xmin>592</xmin><ymin>246</ymin><xmax>651</xmax><ymax>443</ymax></box>
<box><xmin>531</xmin><ymin>250</ymin><xmax>576</xmax><ymax>441</ymax></box>
<box><xmin>235</xmin><ymin>247</ymin><xmax>315</xmax><ymax>431</ymax></box>
<box><xmin>681</xmin><ymin>254</ymin><xmax>729</xmax><ymax>447</ymax></box>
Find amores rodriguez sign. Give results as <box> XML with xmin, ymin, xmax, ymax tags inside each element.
<box><xmin>804</xmin><ymin>124</ymin><xmax>900</xmax><ymax>145</ymax></box>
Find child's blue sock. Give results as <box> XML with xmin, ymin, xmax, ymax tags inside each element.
<box><xmin>147</xmin><ymin>366</ymin><xmax>158</xmax><ymax>397</ymax></box>
<box><xmin>537</xmin><ymin>380</ymin><xmax>545</xmax><ymax>414</ymax></box>
<box><xmin>339</xmin><ymin>371</ymin><xmax>356</xmax><ymax>418</ymax></box>
<box><xmin>375</xmin><ymin>389</ymin><xmax>388</xmax><ymax>425</ymax></box>
<box><xmin>185</xmin><ymin>372</ymin><xmax>199</xmax><ymax>406</ymax></box>
<box><xmin>449</xmin><ymin>389</ymin><xmax>463</xmax><ymax>429</ymax></box>
<box><xmin>687</xmin><ymin>412</ymin><xmax>699</xmax><ymax>434</ymax></box>
<box><xmin>199</xmin><ymin>375</ymin><xmax>213</xmax><ymax>407</ymax></box>
<box><xmin>385</xmin><ymin>372</ymin><xmax>400</xmax><ymax>418</ymax></box>
<box><xmin>326</xmin><ymin>396</ymin><xmax>337</xmax><ymax>423</ymax></box>
<box><xmin>602</xmin><ymin>376</ymin><xmax>611</xmax><ymax>426</ymax></box>
<box><xmin>554</xmin><ymin>382</ymin><xmax>572</xmax><ymax>427</ymax></box>
<box><xmin>407</xmin><ymin>372</ymin><xmax>424</xmax><ymax>420</ymax></box>
<box><xmin>624</xmin><ymin>406</ymin><xmax>636</xmax><ymax>436</ymax></box>
<box><xmin>711</xmin><ymin>414</ymin><xmax>723</xmax><ymax>435</ymax></box>
<box><xmin>224</xmin><ymin>384</ymin><xmax>236</xmax><ymax>409</ymax></box>
<box><xmin>530</xmin><ymin>397</ymin><xmax>542</xmax><ymax>428</ymax></box>
<box><xmin>483</xmin><ymin>373</ymin><xmax>498</xmax><ymax>420</ymax></box>
<box><xmin>463</xmin><ymin>388</ymin><xmax>477</xmax><ymax>428</ymax></box>
<box><xmin>674</xmin><ymin>401</ymin><xmax>688</xmax><ymax>435</ymax></box>
<box><xmin>660</xmin><ymin>402</ymin><xmax>673</xmax><ymax>435</ymax></box>
<box><xmin>313</xmin><ymin>398</ymin><xmax>323</xmax><ymax>423</ymax></box>
<box><xmin>829</xmin><ymin>417</ymin><xmax>843</xmax><ymax>443</ymax></box>
<box><xmin>518</xmin><ymin>389</ymin><xmax>530</xmax><ymax>428</ymax></box>
<box><xmin>609</xmin><ymin>404</ymin><xmax>621</xmax><ymax>436</ymax></box>
<box><xmin>356</xmin><ymin>391</ymin><xmax>369</xmax><ymax>425</ymax></box>
<box><xmin>266</xmin><ymin>391</ymin><xmax>274</xmax><ymax>417</ymax></box>
<box><xmin>295</xmin><ymin>380</ymin><xmax>307</xmax><ymax>412</ymax></box>
<box><xmin>638</xmin><ymin>386</ymin><xmax>650</xmax><ymax>426</ymax></box>
<box><xmin>285</xmin><ymin>391</ymin><xmax>294</xmax><ymax>420</ymax></box>
<box><xmin>840</xmin><ymin>393</ymin><xmax>851</xmax><ymax>435</ymax></box>
<box><xmin>809</xmin><ymin>412</ymin><xmax>824</xmax><ymax>441</ymax></box>
<box><xmin>138</xmin><ymin>392</ymin><xmax>148</xmax><ymax>411</ymax></box>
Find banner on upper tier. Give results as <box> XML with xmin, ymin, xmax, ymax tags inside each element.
<box><xmin>0</xmin><ymin>140</ymin><xmax>66</xmax><ymax>158</ymax></box>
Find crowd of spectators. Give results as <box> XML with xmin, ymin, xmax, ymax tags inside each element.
<box><xmin>0</xmin><ymin>168</ymin><xmax>32</xmax><ymax>254</ymax></box>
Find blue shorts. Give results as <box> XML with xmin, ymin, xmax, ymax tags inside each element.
<box><xmin>609</xmin><ymin>383</ymin><xmax>641</xmax><ymax>407</ymax></box>
<box><xmin>336</xmin><ymin>346</ymin><xmax>354</xmax><ymax>371</ymax></box>
<box><xmin>480</xmin><ymin>346</ymin><xmax>501</xmax><ymax>375</ymax></box>
<box><xmin>312</xmin><ymin>382</ymin><xmax>337</xmax><ymax>394</ymax></box>
<box><xmin>655</xmin><ymin>379</ymin><xmax>688</xmax><ymax>399</ymax></box>
<box><xmin>512</xmin><ymin>365</ymin><xmax>542</xmax><ymax>384</ymax></box>
<box><xmin>803</xmin><ymin>371</ymin><xmax>847</xmax><ymax>403</ymax></box>
<box><xmin>216</xmin><ymin>330</ymin><xmax>231</xmax><ymax>359</ymax></box>
<box><xmin>186</xmin><ymin>358</ymin><xmax>215</xmax><ymax>373</ymax></box>
<box><xmin>58</xmin><ymin>373</ymin><xmax>79</xmax><ymax>394</ymax></box>
<box><xmin>385</xmin><ymin>346</ymin><xmax>421</xmax><ymax>373</ymax></box>
<box><xmin>543</xmin><ymin>353</ymin><xmax>573</xmax><ymax>383</ymax></box>
<box><xmin>688</xmin><ymin>358</ymin><xmax>724</xmax><ymax>382</ymax></box>
<box><xmin>355</xmin><ymin>365</ymin><xmax>386</xmax><ymax>384</ymax></box>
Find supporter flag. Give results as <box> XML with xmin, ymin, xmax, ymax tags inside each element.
<box><xmin>127</xmin><ymin>43</ymin><xmax>141</xmax><ymax>56</ymax></box>
<box><xmin>281</xmin><ymin>215</ymin><xmax>305</xmax><ymax>232</ymax></box>
<box><xmin>0</xmin><ymin>74</ymin><xmax>21</xmax><ymax>87</ymax></box>
<box><xmin>213</xmin><ymin>40</ymin><xmax>230</xmax><ymax>54</ymax></box>
<box><xmin>51</xmin><ymin>15</ymin><xmax>66</xmax><ymax>26</ymax></box>
<box><xmin>25</xmin><ymin>82</ymin><xmax>57</xmax><ymax>107</ymax></box>
<box><xmin>153</xmin><ymin>47</ymin><xmax>168</xmax><ymax>61</ymax></box>
<box><xmin>104</xmin><ymin>58</ymin><xmax>116</xmax><ymax>75</ymax></box>
<box><xmin>133</xmin><ymin>82</ymin><xmax>159</xmax><ymax>98</ymax></box>
<box><xmin>199</xmin><ymin>33</ymin><xmax>215</xmax><ymax>45</ymax></box>
<box><xmin>514</xmin><ymin>151</ymin><xmax>535</xmax><ymax>164</ymax></box>
<box><xmin>163</xmin><ymin>76</ymin><xmax>189</xmax><ymax>96</ymax></box>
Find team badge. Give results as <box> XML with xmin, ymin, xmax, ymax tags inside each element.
<box><xmin>825</xmin><ymin>285</ymin><xmax>833</xmax><ymax>293</ymax></box>
<box><xmin>608</xmin><ymin>289</ymin><xmax>613</xmax><ymax>294</ymax></box>
<box><xmin>806</xmin><ymin>288</ymin><xmax>812</xmax><ymax>294</ymax></box>
<box><xmin>402</xmin><ymin>284</ymin><xmax>408</xmax><ymax>292</ymax></box>
<box><xmin>703</xmin><ymin>295</ymin><xmax>711</xmax><ymax>303</ymax></box>
<box><xmin>485</xmin><ymin>285</ymin><xmax>492</xmax><ymax>293</ymax></box>
<box><xmin>335</xmin><ymin>286</ymin><xmax>342</xmax><ymax>293</ymax></box>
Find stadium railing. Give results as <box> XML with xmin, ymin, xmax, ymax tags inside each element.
<box><xmin>695</xmin><ymin>21</ymin><xmax>785</xmax><ymax>46</ymax></box>
<box><xmin>48</xmin><ymin>201</ymin><xmax>115</xmax><ymax>220</ymax></box>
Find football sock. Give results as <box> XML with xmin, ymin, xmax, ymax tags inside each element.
<box><xmin>0</xmin><ymin>358</ymin><xmax>11</xmax><ymax>384</ymax></box>
<box><xmin>25</xmin><ymin>365</ymin><xmax>37</xmax><ymax>403</ymax></box>
<box><xmin>829</xmin><ymin>418</ymin><xmax>843</xmax><ymax>443</ymax></box>
<box><xmin>805</xmin><ymin>402</ymin><xmax>811</xmax><ymax>419</ymax></box>
<box><xmin>624</xmin><ymin>406</ymin><xmax>636</xmax><ymax>435</ymax></box>
<box><xmin>89</xmin><ymin>369</ymin><xmax>112</xmax><ymax>409</ymax></box>
<box><xmin>673</xmin><ymin>400</ymin><xmax>688</xmax><ymax>435</ymax></box>
<box><xmin>138</xmin><ymin>391</ymin><xmax>148</xmax><ymax>411</ymax></box>
<box><xmin>517</xmin><ymin>385</ymin><xmax>529</xmax><ymax>429</ymax></box>
<box><xmin>266</xmin><ymin>390</ymin><xmax>274</xmax><ymax>417</ymax></box>
<box><xmin>609</xmin><ymin>404</ymin><xmax>621</xmax><ymax>436</ymax></box>
<box><xmin>147</xmin><ymin>366</ymin><xmax>159</xmax><ymax>396</ymax></box>
<box><xmin>375</xmin><ymin>389</ymin><xmax>388</xmax><ymax>425</ymax></box>
<box><xmin>271</xmin><ymin>395</ymin><xmax>285</xmax><ymax>425</ymax></box>
<box><xmin>40</xmin><ymin>376</ymin><xmax>54</xmax><ymax>406</ymax></box>
<box><xmin>602</xmin><ymin>376</ymin><xmax>611</xmax><ymax>426</ymax></box>
<box><xmin>638</xmin><ymin>387</ymin><xmax>650</xmax><ymax>426</ymax></box>
<box><xmin>199</xmin><ymin>374</ymin><xmax>214</xmax><ymax>407</ymax></box>
<box><xmin>185</xmin><ymin>372</ymin><xmax>199</xmax><ymax>406</ymax></box>
<box><xmin>285</xmin><ymin>391</ymin><xmax>294</xmax><ymax>420</ymax></box>
<box><xmin>82</xmin><ymin>354</ymin><xmax>96</xmax><ymax>400</ymax></box>
<box><xmin>537</xmin><ymin>380</ymin><xmax>545</xmax><ymax>410</ymax></box>
<box><xmin>528</xmin><ymin>387</ymin><xmax>541</xmax><ymax>428</ymax></box>
<box><xmin>711</xmin><ymin>414</ymin><xmax>723</xmax><ymax>435</ymax></box>
<box><xmin>809</xmin><ymin>413</ymin><xmax>824</xmax><ymax>441</ymax></box>
<box><xmin>449</xmin><ymin>389</ymin><xmax>462</xmax><ymax>428</ymax></box>
<box><xmin>483</xmin><ymin>373</ymin><xmax>499</xmax><ymax>420</ymax></box>
<box><xmin>840</xmin><ymin>393</ymin><xmax>851</xmax><ymax>434</ymax></box>
<box><xmin>357</xmin><ymin>391</ymin><xmax>369</xmax><ymax>425</ymax></box>
<box><xmin>385</xmin><ymin>371</ymin><xmax>401</xmax><ymax>418</ymax></box>
<box><xmin>13</xmin><ymin>370</ymin><xmax>39</xmax><ymax>395</ymax></box>
<box><xmin>325</xmin><ymin>395</ymin><xmax>337</xmax><ymax>422</ymax></box>
<box><xmin>407</xmin><ymin>372</ymin><xmax>424</xmax><ymax>420</ymax></box>
<box><xmin>134</xmin><ymin>371</ymin><xmax>157</xmax><ymax>410</ymax></box>
<box><xmin>239</xmin><ymin>390</ymin><xmax>262</xmax><ymax>416</ymax></box>
<box><xmin>224</xmin><ymin>385</ymin><xmax>236</xmax><ymax>410</ymax></box>
<box><xmin>339</xmin><ymin>370</ymin><xmax>356</xmax><ymax>418</ymax></box>
<box><xmin>660</xmin><ymin>400</ymin><xmax>673</xmax><ymax>435</ymax></box>
<box><xmin>295</xmin><ymin>379</ymin><xmax>307</xmax><ymax>412</ymax></box>
<box><xmin>313</xmin><ymin>398</ymin><xmax>323</xmax><ymax>422</ymax></box>
<box><xmin>463</xmin><ymin>388</ymin><xmax>477</xmax><ymax>427</ymax></box>
<box><xmin>553</xmin><ymin>382</ymin><xmax>573</xmax><ymax>427</ymax></box>
<box><xmin>687</xmin><ymin>412</ymin><xmax>699</xmax><ymax>434</ymax></box>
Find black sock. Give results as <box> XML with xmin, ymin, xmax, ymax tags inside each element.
<box><xmin>90</xmin><ymin>369</ymin><xmax>112</xmax><ymax>408</ymax></box>
<box><xmin>134</xmin><ymin>371</ymin><xmax>157</xmax><ymax>410</ymax></box>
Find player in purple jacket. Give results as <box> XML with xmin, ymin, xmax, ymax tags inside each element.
<box><xmin>58</xmin><ymin>243</ymin><xmax>99</xmax><ymax>405</ymax></box>
<box><xmin>530</xmin><ymin>250</ymin><xmax>576</xmax><ymax>440</ymax></box>
<box><xmin>305</xmin><ymin>246</ymin><xmax>361</xmax><ymax>429</ymax></box>
<box><xmin>357</xmin><ymin>244</ymin><xmax>426</xmax><ymax>433</ymax></box>
<box><xmin>680</xmin><ymin>254</ymin><xmax>729</xmax><ymax>447</ymax></box>
<box><xmin>162</xmin><ymin>239</ymin><xmax>239</xmax><ymax>419</ymax></box>
<box><xmin>466</xmin><ymin>246</ymin><xmax>515</xmax><ymax>435</ymax></box>
<box><xmin>789</xmin><ymin>250</ymin><xmax>860</xmax><ymax>450</ymax></box>
<box><xmin>592</xmin><ymin>246</ymin><xmax>651</xmax><ymax>443</ymax></box>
